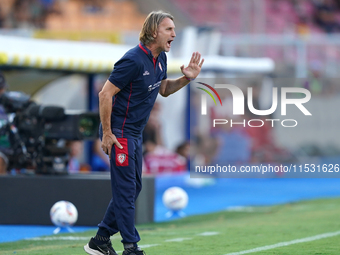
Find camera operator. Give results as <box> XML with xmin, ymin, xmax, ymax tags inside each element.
<box><xmin>0</xmin><ymin>72</ymin><xmax>9</xmax><ymax>175</ymax></box>
<box><xmin>0</xmin><ymin>77</ymin><xmax>99</xmax><ymax>174</ymax></box>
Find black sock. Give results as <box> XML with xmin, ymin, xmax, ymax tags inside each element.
<box><xmin>124</xmin><ymin>243</ymin><xmax>138</xmax><ymax>250</ymax></box>
<box><xmin>93</xmin><ymin>234</ymin><xmax>110</xmax><ymax>245</ymax></box>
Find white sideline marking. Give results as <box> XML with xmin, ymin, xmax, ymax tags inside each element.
<box><xmin>225</xmin><ymin>206</ymin><xmax>255</xmax><ymax>212</ymax></box>
<box><xmin>225</xmin><ymin>230</ymin><xmax>340</xmax><ymax>255</ymax></box>
<box><xmin>139</xmin><ymin>244</ymin><xmax>159</xmax><ymax>249</ymax></box>
<box><xmin>28</xmin><ymin>236</ymin><xmax>91</xmax><ymax>241</ymax></box>
<box><xmin>165</xmin><ymin>237</ymin><xmax>192</xmax><ymax>242</ymax></box>
<box><xmin>197</xmin><ymin>232</ymin><xmax>219</xmax><ymax>236</ymax></box>
<box><xmin>28</xmin><ymin>235</ymin><xmax>121</xmax><ymax>241</ymax></box>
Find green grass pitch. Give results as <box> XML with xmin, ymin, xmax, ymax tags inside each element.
<box><xmin>1</xmin><ymin>198</ymin><xmax>340</xmax><ymax>255</ymax></box>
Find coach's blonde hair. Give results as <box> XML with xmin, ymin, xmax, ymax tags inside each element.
<box><xmin>139</xmin><ymin>11</ymin><xmax>174</xmax><ymax>45</ymax></box>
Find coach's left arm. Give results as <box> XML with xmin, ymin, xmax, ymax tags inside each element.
<box><xmin>159</xmin><ymin>52</ymin><xmax>204</xmax><ymax>97</ymax></box>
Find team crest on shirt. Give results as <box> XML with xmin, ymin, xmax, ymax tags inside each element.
<box><xmin>117</xmin><ymin>153</ymin><xmax>126</xmax><ymax>164</ymax></box>
<box><xmin>159</xmin><ymin>62</ymin><xmax>163</xmax><ymax>71</ymax></box>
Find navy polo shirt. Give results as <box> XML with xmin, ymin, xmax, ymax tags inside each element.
<box><xmin>107</xmin><ymin>43</ymin><xmax>167</xmax><ymax>138</ymax></box>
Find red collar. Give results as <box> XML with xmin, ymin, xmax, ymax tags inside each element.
<box><xmin>139</xmin><ymin>43</ymin><xmax>157</xmax><ymax>69</ymax></box>
<box><xmin>139</xmin><ymin>43</ymin><xmax>149</xmax><ymax>55</ymax></box>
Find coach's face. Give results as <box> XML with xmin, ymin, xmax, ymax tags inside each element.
<box><xmin>154</xmin><ymin>17</ymin><xmax>176</xmax><ymax>52</ymax></box>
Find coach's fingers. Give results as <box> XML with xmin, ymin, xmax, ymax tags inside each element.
<box><xmin>101</xmin><ymin>143</ymin><xmax>108</xmax><ymax>154</ymax></box>
<box><xmin>115</xmin><ymin>139</ymin><xmax>123</xmax><ymax>150</ymax></box>
<box><xmin>189</xmin><ymin>52</ymin><xmax>195</xmax><ymax>64</ymax></box>
<box><xmin>107</xmin><ymin>144</ymin><xmax>112</xmax><ymax>159</ymax></box>
<box><xmin>195</xmin><ymin>52</ymin><xmax>201</xmax><ymax>65</ymax></box>
<box><xmin>180</xmin><ymin>64</ymin><xmax>184</xmax><ymax>72</ymax></box>
<box><xmin>199</xmin><ymin>58</ymin><xmax>204</xmax><ymax>68</ymax></box>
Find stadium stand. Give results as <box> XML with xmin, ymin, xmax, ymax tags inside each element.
<box><xmin>0</xmin><ymin>0</ymin><xmax>146</xmax><ymax>42</ymax></box>
<box><xmin>169</xmin><ymin>0</ymin><xmax>340</xmax><ymax>34</ymax></box>
<box><xmin>0</xmin><ymin>0</ymin><xmax>191</xmax><ymax>40</ymax></box>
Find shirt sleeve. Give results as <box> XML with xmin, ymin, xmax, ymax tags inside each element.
<box><xmin>108</xmin><ymin>57</ymin><xmax>139</xmax><ymax>89</ymax></box>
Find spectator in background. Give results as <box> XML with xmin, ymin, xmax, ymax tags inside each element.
<box><xmin>12</xmin><ymin>0</ymin><xmax>32</xmax><ymax>28</ymax></box>
<box><xmin>142</xmin><ymin>101</ymin><xmax>187</xmax><ymax>174</ymax></box>
<box><xmin>142</xmin><ymin>100</ymin><xmax>187</xmax><ymax>174</ymax></box>
<box><xmin>83</xmin><ymin>0</ymin><xmax>103</xmax><ymax>13</ymax></box>
<box><xmin>294</xmin><ymin>0</ymin><xmax>314</xmax><ymax>36</ymax></box>
<box><xmin>67</xmin><ymin>140</ymin><xmax>83</xmax><ymax>173</ymax></box>
<box><xmin>244</xmin><ymin>115</ymin><xmax>292</xmax><ymax>163</ymax></box>
<box><xmin>0</xmin><ymin>0</ymin><xmax>54</xmax><ymax>29</ymax></box>
<box><xmin>189</xmin><ymin>88</ymin><xmax>218</xmax><ymax>167</ymax></box>
<box><xmin>0</xmin><ymin>73</ymin><xmax>9</xmax><ymax>175</ymax></box>
<box><xmin>92</xmin><ymin>139</ymin><xmax>110</xmax><ymax>172</ymax></box>
<box><xmin>0</xmin><ymin>4</ymin><xmax>5</xmax><ymax>28</ymax></box>
<box><xmin>40</xmin><ymin>0</ymin><xmax>55</xmax><ymax>8</ymax></box>
<box><xmin>143</xmin><ymin>136</ymin><xmax>187</xmax><ymax>175</ymax></box>
<box><xmin>314</xmin><ymin>0</ymin><xmax>340</xmax><ymax>33</ymax></box>
<box><xmin>296</xmin><ymin>16</ymin><xmax>311</xmax><ymax>36</ymax></box>
<box><xmin>243</xmin><ymin>84</ymin><xmax>295</xmax><ymax>164</ymax></box>
<box><xmin>29</xmin><ymin>0</ymin><xmax>46</xmax><ymax>28</ymax></box>
<box><xmin>90</xmin><ymin>76</ymin><xmax>111</xmax><ymax>172</ymax></box>
<box><xmin>175</xmin><ymin>141</ymin><xmax>190</xmax><ymax>170</ymax></box>
<box><xmin>211</xmin><ymin>123</ymin><xmax>251</xmax><ymax>165</ymax></box>
<box><xmin>142</xmin><ymin>101</ymin><xmax>163</xmax><ymax>148</ymax></box>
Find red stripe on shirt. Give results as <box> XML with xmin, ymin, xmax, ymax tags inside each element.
<box><xmin>121</xmin><ymin>83</ymin><xmax>132</xmax><ymax>137</ymax></box>
<box><xmin>139</xmin><ymin>43</ymin><xmax>148</xmax><ymax>55</ymax></box>
<box><xmin>139</xmin><ymin>43</ymin><xmax>157</xmax><ymax>69</ymax></box>
<box><xmin>153</xmin><ymin>58</ymin><xmax>156</xmax><ymax>69</ymax></box>
<box><xmin>112</xmin><ymin>95</ymin><xmax>117</xmax><ymax>109</ymax></box>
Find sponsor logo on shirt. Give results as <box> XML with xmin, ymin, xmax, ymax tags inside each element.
<box><xmin>148</xmin><ymin>81</ymin><xmax>161</xmax><ymax>92</ymax></box>
<box><xmin>143</xmin><ymin>71</ymin><xmax>150</xmax><ymax>76</ymax></box>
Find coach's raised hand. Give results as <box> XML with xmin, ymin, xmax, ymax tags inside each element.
<box><xmin>180</xmin><ymin>52</ymin><xmax>204</xmax><ymax>80</ymax></box>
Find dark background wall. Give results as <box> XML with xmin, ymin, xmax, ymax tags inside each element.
<box><xmin>0</xmin><ymin>174</ymin><xmax>154</xmax><ymax>226</ymax></box>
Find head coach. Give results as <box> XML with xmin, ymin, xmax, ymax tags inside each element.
<box><xmin>84</xmin><ymin>10</ymin><xmax>204</xmax><ymax>255</ymax></box>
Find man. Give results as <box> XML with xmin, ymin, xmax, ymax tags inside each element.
<box><xmin>0</xmin><ymin>72</ymin><xmax>9</xmax><ymax>175</ymax></box>
<box><xmin>84</xmin><ymin>10</ymin><xmax>204</xmax><ymax>255</ymax></box>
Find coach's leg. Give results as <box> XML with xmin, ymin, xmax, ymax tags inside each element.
<box><xmin>110</xmin><ymin>138</ymin><xmax>140</xmax><ymax>244</ymax></box>
<box><xmin>97</xmin><ymin>198</ymin><xmax>119</xmax><ymax>237</ymax></box>
<box><xmin>134</xmin><ymin>136</ymin><xmax>143</xmax><ymax>201</ymax></box>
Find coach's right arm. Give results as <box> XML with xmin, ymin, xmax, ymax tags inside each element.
<box><xmin>159</xmin><ymin>52</ymin><xmax>204</xmax><ymax>97</ymax></box>
<box><xmin>98</xmin><ymin>80</ymin><xmax>123</xmax><ymax>159</ymax></box>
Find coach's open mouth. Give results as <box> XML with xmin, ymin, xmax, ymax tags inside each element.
<box><xmin>167</xmin><ymin>40</ymin><xmax>173</xmax><ymax>47</ymax></box>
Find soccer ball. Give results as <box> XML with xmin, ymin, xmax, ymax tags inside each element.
<box><xmin>50</xmin><ymin>200</ymin><xmax>78</xmax><ymax>227</ymax></box>
<box><xmin>162</xmin><ymin>187</ymin><xmax>189</xmax><ymax>211</ymax></box>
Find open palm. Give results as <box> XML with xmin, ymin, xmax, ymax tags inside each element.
<box><xmin>180</xmin><ymin>52</ymin><xmax>204</xmax><ymax>79</ymax></box>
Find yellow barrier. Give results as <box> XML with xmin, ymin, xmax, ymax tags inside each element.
<box><xmin>33</xmin><ymin>30</ymin><xmax>121</xmax><ymax>44</ymax></box>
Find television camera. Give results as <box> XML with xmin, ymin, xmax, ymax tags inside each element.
<box><xmin>0</xmin><ymin>91</ymin><xmax>100</xmax><ymax>174</ymax></box>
